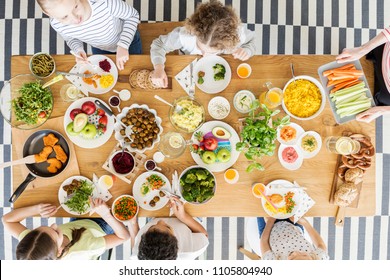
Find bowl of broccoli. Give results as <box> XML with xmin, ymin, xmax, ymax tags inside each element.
<box><xmin>179</xmin><ymin>165</ymin><xmax>216</xmax><ymax>204</ymax></box>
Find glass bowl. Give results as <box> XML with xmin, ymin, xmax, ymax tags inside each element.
<box><xmin>169</xmin><ymin>96</ymin><xmax>205</xmax><ymax>133</ymax></box>
<box><xmin>0</xmin><ymin>74</ymin><xmax>53</xmax><ymax>130</ymax></box>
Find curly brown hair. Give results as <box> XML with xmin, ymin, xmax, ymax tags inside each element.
<box><xmin>185</xmin><ymin>0</ymin><xmax>241</xmax><ymax>51</ymax></box>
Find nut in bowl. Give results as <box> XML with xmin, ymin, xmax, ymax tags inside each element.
<box><xmin>112</xmin><ymin>195</ymin><xmax>139</xmax><ymax>222</ymax></box>
<box><xmin>29</xmin><ymin>52</ymin><xmax>56</xmax><ymax>78</ymax></box>
<box><xmin>282</xmin><ymin>75</ymin><xmax>326</xmax><ymax>120</ymax></box>
<box><xmin>179</xmin><ymin>165</ymin><xmax>216</xmax><ymax>204</ymax></box>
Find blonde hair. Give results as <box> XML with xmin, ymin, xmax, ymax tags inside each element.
<box><xmin>185</xmin><ymin>0</ymin><xmax>241</xmax><ymax>51</ymax></box>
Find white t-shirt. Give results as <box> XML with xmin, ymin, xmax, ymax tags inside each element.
<box><xmin>131</xmin><ymin>218</ymin><xmax>209</xmax><ymax>260</ymax></box>
<box><xmin>262</xmin><ymin>221</ymin><xmax>329</xmax><ymax>260</ymax></box>
<box><xmin>150</xmin><ymin>25</ymin><xmax>256</xmax><ymax>66</ymax></box>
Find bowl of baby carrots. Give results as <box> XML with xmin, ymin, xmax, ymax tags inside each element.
<box><xmin>111</xmin><ymin>195</ymin><xmax>139</xmax><ymax>222</ymax></box>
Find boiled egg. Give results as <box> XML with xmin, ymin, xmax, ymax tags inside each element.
<box><xmin>224</xmin><ymin>169</ymin><xmax>239</xmax><ymax>184</ymax></box>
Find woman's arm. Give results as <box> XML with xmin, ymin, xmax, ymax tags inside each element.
<box><xmin>170</xmin><ymin>198</ymin><xmax>208</xmax><ymax>237</ymax></box>
<box><xmin>336</xmin><ymin>31</ymin><xmax>388</xmax><ymax>63</ymax></box>
<box><xmin>297</xmin><ymin>218</ymin><xmax>327</xmax><ymax>251</ymax></box>
<box><xmin>2</xmin><ymin>204</ymin><xmax>57</xmax><ymax>239</ymax></box>
<box><xmin>126</xmin><ymin>218</ymin><xmax>139</xmax><ymax>249</ymax></box>
<box><xmin>260</xmin><ymin>217</ymin><xmax>275</xmax><ymax>256</ymax></box>
<box><xmin>91</xmin><ymin>199</ymin><xmax>130</xmax><ymax>249</ymax></box>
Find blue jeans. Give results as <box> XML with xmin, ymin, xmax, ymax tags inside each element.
<box><xmin>257</xmin><ymin>217</ymin><xmax>304</xmax><ymax>238</ymax></box>
<box><xmin>70</xmin><ymin>217</ymin><xmax>114</xmax><ymax>235</ymax></box>
<box><xmin>91</xmin><ymin>30</ymin><xmax>142</xmax><ymax>55</ymax></box>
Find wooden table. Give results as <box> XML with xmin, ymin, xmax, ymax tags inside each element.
<box><xmin>11</xmin><ymin>54</ymin><xmax>376</xmax><ymax>217</ymax></box>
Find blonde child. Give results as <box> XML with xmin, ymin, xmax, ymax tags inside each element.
<box><xmin>150</xmin><ymin>0</ymin><xmax>256</xmax><ymax>88</ymax></box>
<box><xmin>36</xmin><ymin>0</ymin><xmax>141</xmax><ymax>70</ymax></box>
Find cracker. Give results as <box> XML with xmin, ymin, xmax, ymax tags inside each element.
<box><xmin>136</xmin><ymin>69</ymin><xmax>150</xmax><ymax>89</ymax></box>
<box><xmin>129</xmin><ymin>70</ymin><xmax>139</xmax><ymax>88</ymax></box>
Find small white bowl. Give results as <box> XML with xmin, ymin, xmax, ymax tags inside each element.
<box><xmin>208</xmin><ymin>96</ymin><xmax>230</xmax><ymax>120</ymax></box>
<box><xmin>108</xmin><ymin>151</ymin><xmax>135</xmax><ymax>177</ymax></box>
<box><xmin>233</xmin><ymin>90</ymin><xmax>256</xmax><ymax>114</ymax></box>
<box><xmin>237</xmin><ymin>63</ymin><xmax>252</xmax><ymax>79</ymax></box>
<box><xmin>276</xmin><ymin>122</ymin><xmax>305</xmax><ymax>145</ymax></box>
<box><xmin>282</xmin><ymin>75</ymin><xmax>326</xmax><ymax>121</ymax></box>
<box><xmin>297</xmin><ymin>131</ymin><xmax>322</xmax><ymax>159</ymax></box>
<box><xmin>278</xmin><ymin>144</ymin><xmax>303</xmax><ymax>171</ymax></box>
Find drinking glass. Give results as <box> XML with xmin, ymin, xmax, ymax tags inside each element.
<box><xmin>325</xmin><ymin>136</ymin><xmax>361</xmax><ymax>155</ymax></box>
<box><xmin>259</xmin><ymin>81</ymin><xmax>283</xmax><ymax>109</ymax></box>
<box><xmin>158</xmin><ymin>132</ymin><xmax>189</xmax><ymax>159</ymax></box>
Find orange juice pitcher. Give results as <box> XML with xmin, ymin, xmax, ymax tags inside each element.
<box><xmin>259</xmin><ymin>82</ymin><xmax>283</xmax><ymax>109</ymax></box>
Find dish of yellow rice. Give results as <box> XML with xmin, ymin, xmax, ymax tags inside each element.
<box><xmin>283</xmin><ymin>79</ymin><xmax>322</xmax><ymax>118</ymax></box>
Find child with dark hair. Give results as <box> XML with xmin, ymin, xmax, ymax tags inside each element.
<box><xmin>150</xmin><ymin>0</ymin><xmax>255</xmax><ymax>88</ymax></box>
<box><xmin>2</xmin><ymin>198</ymin><xmax>130</xmax><ymax>260</ymax></box>
<box><xmin>130</xmin><ymin>197</ymin><xmax>209</xmax><ymax>260</ymax></box>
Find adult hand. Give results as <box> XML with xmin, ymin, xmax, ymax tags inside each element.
<box><xmin>90</xmin><ymin>198</ymin><xmax>110</xmax><ymax>217</ymax></box>
<box><xmin>356</xmin><ymin>107</ymin><xmax>386</xmax><ymax>123</ymax></box>
<box><xmin>169</xmin><ymin>197</ymin><xmax>186</xmax><ymax>220</ymax></box>
<box><xmin>336</xmin><ymin>46</ymin><xmax>365</xmax><ymax>63</ymax></box>
<box><xmin>116</xmin><ymin>46</ymin><xmax>129</xmax><ymax>71</ymax></box>
<box><xmin>75</xmin><ymin>50</ymin><xmax>88</xmax><ymax>64</ymax></box>
<box><xmin>151</xmin><ymin>64</ymin><xmax>168</xmax><ymax>88</ymax></box>
<box><xmin>232</xmin><ymin>48</ymin><xmax>251</xmax><ymax>61</ymax></box>
<box><xmin>38</xmin><ymin>203</ymin><xmax>57</xmax><ymax>218</ymax></box>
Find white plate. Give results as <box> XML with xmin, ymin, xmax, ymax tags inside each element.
<box><xmin>63</xmin><ymin>97</ymin><xmax>115</xmax><ymax>149</ymax></box>
<box><xmin>233</xmin><ymin>90</ymin><xmax>256</xmax><ymax>114</ymax></box>
<box><xmin>76</xmin><ymin>55</ymin><xmax>118</xmax><ymax>94</ymax></box>
<box><xmin>194</xmin><ymin>55</ymin><xmax>232</xmax><ymax>94</ymax></box>
<box><xmin>262</xmin><ymin>179</ymin><xmax>301</xmax><ymax>219</ymax></box>
<box><xmin>208</xmin><ymin>96</ymin><xmax>230</xmax><ymax>120</ymax></box>
<box><xmin>113</xmin><ymin>104</ymin><xmax>163</xmax><ymax>153</ymax></box>
<box><xmin>278</xmin><ymin>144</ymin><xmax>303</xmax><ymax>170</ymax></box>
<box><xmin>58</xmin><ymin>175</ymin><xmax>98</xmax><ymax>216</ymax></box>
<box><xmin>277</xmin><ymin>122</ymin><xmax>305</xmax><ymax>145</ymax></box>
<box><xmin>132</xmin><ymin>171</ymin><xmax>170</xmax><ymax>211</ymax></box>
<box><xmin>190</xmin><ymin>120</ymin><xmax>240</xmax><ymax>172</ymax></box>
<box><xmin>297</xmin><ymin>131</ymin><xmax>322</xmax><ymax>159</ymax></box>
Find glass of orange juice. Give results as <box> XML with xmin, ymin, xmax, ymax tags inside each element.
<box><xmin>224</xmin><ymin>169</ymin><xmax>239</xmax><ymax>184</ymax></box>
<box><xmin>252</xmin><ymin>183</ymin><xmax>266</xmax><ymax>198</ymax></box>
<box><xmin>259</xmin><ymin>82</ymin><xmax>283</xmax><ymax>109</ymax></box>
<box><xmin>237</xmin><ymin>63</ymin><xmax>252</xmax><ymax>79</ymax></box>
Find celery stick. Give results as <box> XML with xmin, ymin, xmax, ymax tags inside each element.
<box><xmin>335</xmin><ymin>93</ymin><xmax>366</xmax><ymax>106</ymax></box>
<box><xmin>332</xmin><ymin>82</ymin><xmax>365</xmax><ymax>96</ymax></box>
<box><xmin>336</xmin><ymin>101</ymin><xmax>371</xmax><ymax>116</ymax></box>
<box><xmin>334</xmin><ymin>89</ymin><xmax>368</xmax><ymax>104</ymax></box>
<box><xmin>336</xmin><ymin>98</ymin><xmax>370</xmax><ymax>109</ymax></box>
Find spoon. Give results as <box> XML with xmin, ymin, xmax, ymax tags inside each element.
<box><xmin>290</xmin><ymin>63</ymin><xmax>297</xmax><ymax>84</ymax></box>
<box><xmin>154</xmin><ymin>95</ymin><xmax>183</xmax><ymax>113</ymax></box>
<box><xmin>118</xmin><ymin>141</ymin><xmax>126</xmax><ymax>162</ymax></box>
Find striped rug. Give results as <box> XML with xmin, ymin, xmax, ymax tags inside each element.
<box><xmin>0</xmin><ymin>0</ymin><xmax>389</xmax><ymax>260</ymax></box>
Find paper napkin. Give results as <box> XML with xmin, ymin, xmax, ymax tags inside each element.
<box><xmin>65</xmin><ymin>63</ymin><xmax>89</xmax><ymax>96</ymax></box>
<box><xmin>293</xmin><ymin>186</ymin><xmax>315</xmax><ymax>223</ymax></box>
<box><xmin>92</xmin><ymin>173</ymin><xmax>112</xmax><ymax>202</ymax></box>
<box><xmin>175</xmin><ymin>58</ymin><xmax>198</xmax><ymax>96</ymax></box>
<box><xmin>168</xmin><ymin>170</ymin><xmax>187</xmax><ymax>216</ymax></box>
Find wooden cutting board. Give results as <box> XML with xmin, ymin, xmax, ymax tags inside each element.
<box><xmin>329</xmin><ymin>132</ymin><xmax>363</xmax><ymax>227</ymax></box>
<box><xmin>12</xmin><ymin>116</ymin><xmax>80</xmax><ymax>188</ymax></box>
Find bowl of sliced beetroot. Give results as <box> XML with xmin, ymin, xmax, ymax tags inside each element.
<box><xmin>109</xmin><ymin>150</ymin><xmax>135</xmax><ymax>177</ymax></box>
<box><xmin>112</xmin><ymin>195</ymin><xmax>139</xmax><ymax>222</ymax></box>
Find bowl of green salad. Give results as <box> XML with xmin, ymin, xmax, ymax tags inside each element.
<box><xmin>0</xmin><ymin>74</ymin><xmax>53</xmax><ymax>129</ymax></box>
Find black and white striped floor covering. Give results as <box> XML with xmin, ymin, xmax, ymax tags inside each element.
<box><xmin>0</xmin><ymin>0</ymin><xmax>389</xmax><ymax>260</ymax></box>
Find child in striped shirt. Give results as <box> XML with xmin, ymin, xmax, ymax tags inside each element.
<box><xmin>337</xmin><ymin>27</ymin><xmax>390</xmax><ymax>122</ymax></box>
<box><xmin>37</xmin><ymin>0</ymin><xmax>141</xmax><ymax>70</ymax></box>
<box><xmin>150</xmin><ymin>0</ymin><xmax>256</xmax><ymax>88</ymax></box>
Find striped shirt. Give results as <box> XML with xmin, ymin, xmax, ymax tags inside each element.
<box><xmin>381</xmin><ymin>27</ymin><xmax>390</xmax><ymax>93</ymax></box>
<box><xmin>51</xmin><ymin>0</ymin><xmax>139</xmax><ymax>53</ymax></box>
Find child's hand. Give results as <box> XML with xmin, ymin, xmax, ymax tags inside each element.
<box><xmin>75</xmin><ymin>50</ymin><xmax>88</xmax><ymax>64</ymax></box>
<box><xmin>232</xmin><ymin>48</ymin><xmax>251</xmax><ymax>61</ymax></box>
<box><xmin>116</xmin><ymin>46</ymin><xmax>129</xmax><ymax>71</ymax></box>
<box><xmin>37</xmin><ymin>203</ymin><xmax>57</xmax><ymax>218</ymax></box>
<box><xmin>90</xmin><ymin>198</ymin><xmax>110</xmax><ymax>217</ymax></box>
<box><xmin>169</xmin><ymin>197</ymin><xmax>186</xmax><ymax>220</ymax></box>
<box><xmin>151</xmin><ymin>65</ymin><xmax>168</xmax><ymax>88</ymax></box>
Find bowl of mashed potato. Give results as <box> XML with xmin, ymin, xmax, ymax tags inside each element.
<box><xmin>169</xmin><ymin>96</ymin><xmax>205</xmax><ymax>133</ymax></box>
<box><xmin>282</xmin><ymin>75</ymin><xmax>326</xmax><ymax>120</ymax></box>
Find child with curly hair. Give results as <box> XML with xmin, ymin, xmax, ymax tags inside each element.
<box><xmin>150</xmin><ymin>0</ymin><xmax>256</xmax><ymax>88</ymax></box>
<box><xmin>36</xmin><ymin>0</ymin><xmax>141</xmax><ymax>70</ymax></box>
